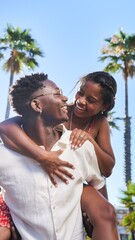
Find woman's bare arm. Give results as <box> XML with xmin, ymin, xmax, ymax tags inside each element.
<box><xmin>95</xmin><ymin>118</ymin><xmax>115</xmax><ymax>177</ymax></box>
<box><xmin>0</xmin><ymin>117</ymin><xmax>75</xmax><ymax>186</ymax></box>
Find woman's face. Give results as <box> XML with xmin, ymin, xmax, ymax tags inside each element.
<box><xmin>74</xmin><ymin>80</ymin><xmax>106</xmax><ymax>119</ymax></box>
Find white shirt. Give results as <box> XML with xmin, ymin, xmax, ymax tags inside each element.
<box><xmin>0</xmin><ymin>125</ymin><xmax>104</xmax><ymax>240</ymax></box>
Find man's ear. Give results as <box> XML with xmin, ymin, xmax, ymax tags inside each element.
<box><xmin>31</xmin><ymin>99</ymin><xmax>42</xmax><ymax>113</ymax></box>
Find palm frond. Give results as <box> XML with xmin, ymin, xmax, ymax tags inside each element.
<box><xmin>0</xmin><ymin>24</ymin><xmax>44</xmax><ymax>119</ymax></box>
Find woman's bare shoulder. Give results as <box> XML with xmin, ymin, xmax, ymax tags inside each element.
<box><xmin>90</xmin><ymin>115</ymin><xmax>108</xmax><ymax>139</ymax></box>
<box><xmin>94</xmin><ymin>115</ymin><xmax>108</xmax><ymax>127</ymax></box>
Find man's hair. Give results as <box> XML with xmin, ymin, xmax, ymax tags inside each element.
<box><xmin>9</xmin><ymin>73</ymin><xmax>48</xmax><ymax>115</ymax></box>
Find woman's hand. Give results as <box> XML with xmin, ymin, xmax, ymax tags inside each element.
<box><xmin>40</xmin><ymin>150</ymin><xmax>75</xmax><ymax>187</ymax></box>
<box><xmin>69</xmin><ymin>128</ymin><xmax>91</xmax><ymax>149</ymax></box>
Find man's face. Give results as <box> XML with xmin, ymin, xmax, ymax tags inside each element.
<box><xmin>32</xmin><ymin>80</ymin><xmax>69</xmax><ymax>125</ymax></box>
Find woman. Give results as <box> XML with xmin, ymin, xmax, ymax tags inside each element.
<box><xmin>0</xmin><ymin>71</ymin><xmax>119</xmax><ymax>240</ymax></box>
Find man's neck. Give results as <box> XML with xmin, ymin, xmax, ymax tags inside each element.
<box><xmin>22</xmin><ymin>116</ymin><xmax>60</xmax><ymax>150</ymax></box>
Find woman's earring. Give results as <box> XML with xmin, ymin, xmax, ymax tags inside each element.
<box><xmin>39</xmin><ymin>109</ymin><xmax>42</xmax><ymax>114</ymax></box>
<box><xmin>101</xmin><ymin>109</ymin><xmax>105</xmax><ymax>114</ymax></box>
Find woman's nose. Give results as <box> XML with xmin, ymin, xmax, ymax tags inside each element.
<box><xmin>79</xmin><ymin>97</ymin><xmax>86</xmax><ymax>105</ymax></box>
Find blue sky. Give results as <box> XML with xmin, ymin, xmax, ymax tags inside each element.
<box><xmin>0</xmin><ymin>0</ymin><xmax>135</xmax><ymax>207</ymax></box>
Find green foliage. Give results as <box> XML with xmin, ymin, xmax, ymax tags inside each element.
<box><xmin>122</xmin><ymin>212</ymin><xmax>135</xmax><ymax>231</ymax></box>
<box><xmin>120</xmin><ymin>182</ymin><xmax>135</xmax><ymax>208</ymax></box>
<box><xmin>99</xmin><ymin>29</ymin><xmax>135</xmax><ymax>79</ymax></box>
<box><xmin>0</xmin><ymin>24</ymin><xmax>44</xmax><ymax>74</ymax></box>
<box><xmin>104</xmin><ymin>62</ymin><xmax>122</xmax><ymax>73</ymax></box>
<box><xmin>99</xmin><ymin>29</ymin><xmax>135</xmax><ymax>185</ymax></box>
<box><xmin>86</xmin><ymin>236</ymin><xmax>91</xmax><ymax>240</ymax></box>
<box><xmin>119</xmin><ymin>182</ymin><xmax>135</xmax><ymax>234</ymax></box>
<box><xmin>0</xmin><ymin>24</ymin><xmax>44</xmax><ymax>119</ymax></box>
<box><xmin>107</xmin><ymin>111</ymin><xmax>121</xmax><ymax>132</ymax></box>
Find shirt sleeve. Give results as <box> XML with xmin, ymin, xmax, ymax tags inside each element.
<box><xmin>82</xmin><ymin>141</ymin><xmax>105</xmax><ymax>190</ymax></box>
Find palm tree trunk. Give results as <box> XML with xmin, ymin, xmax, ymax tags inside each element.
<box><xmin>5</xmin><ymin>70</ymin><xmax>14</xmax><ymax>119</ymax></box>
<box><xmin>124</xmin><ymin>77</ymin><xmax>131</xmax><ymax>184</ymax></box>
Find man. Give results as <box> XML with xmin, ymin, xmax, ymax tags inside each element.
<box><xmin>0</xmin><ymin>73</ymin><xmax>104</xmax><ymax>240</ymax></box>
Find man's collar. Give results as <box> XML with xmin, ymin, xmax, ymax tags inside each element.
<box><xmin>54</xmin><ymin>124</ymin><xmax>67</xmax><ymax>133</ymax></box>
<box><xmin>54</xmin><ymin>124</ymin><xmax>71</xmax><ymax>145</ymax></box>
<box><xmin>40</xmin><ymin>124</ymin><xmax>71</xmax><ymax>150</ymax></box>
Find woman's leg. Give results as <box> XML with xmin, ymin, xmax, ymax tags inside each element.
<box><xmin>81</xmin><ymin>185</ymin><xmax>120</xmax><ymax>240</ymax></box>
<box><xmin>98</xmin><ymin>185</ymin><xmax>108</xmax><ymax>200</ymax></box>
<box><xmin>0</xmin><ymin>192</ymin><xmax>12</xmax><ymax>240</ymax></box>
<box><xmin>0</xmin><ymin>227</ymin><xmax>11</xmax><ymax>240</ymax></box>
<box><xmin>0</xmin><ymin>192</ymin><xmax>21</xmax><ymax>240</ymax></box>
<box><xmin>0</xmin><ymin>226</ymin><xmax>21</xmax><ymax>240</ymax></box>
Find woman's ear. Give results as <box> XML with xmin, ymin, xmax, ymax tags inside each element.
<box><xmin>103</xmin><ymin>103</ymin><xmax>109</xmax><ymax>112</ymax></box>
<box><xmin>31</xmin><ymin>99</ymin><xmax>42</xmax><ymax>113</ymax></box>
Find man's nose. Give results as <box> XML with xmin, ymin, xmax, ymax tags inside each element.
<box><xmin>63</xmin><ymin>95</ymin><xmax>68</xmax><ymax>102</ymax></box>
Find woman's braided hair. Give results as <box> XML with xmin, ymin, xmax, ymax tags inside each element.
<box><xmin>79</xmin><ymin>71</ymin><xmax>117</xmax><ymax>116</ymax></box>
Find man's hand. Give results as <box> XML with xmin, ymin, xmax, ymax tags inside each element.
<box><xmin>40</xmin><ymin>150</ymin><xmax>75</xmax><ymax>187</ymax></box>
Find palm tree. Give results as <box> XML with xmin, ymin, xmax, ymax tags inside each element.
<box><xmin>99</xmin><ymin>29</ymin><xmax>135</xmax><ymax>184</ymax></box>
<box><xmin>0</xmin><ymin>24</ymin><xmax>44</xmax><ymax>119</ymax></box>
<box><xmin>107</xmin><ymin>111</ymin><xmax>121</xmax><ymax>133</ymax></box>
<box><xmin>119</xmin><ymin>182</ymin><xmax>135</xmax><ymax>240</ymax></box>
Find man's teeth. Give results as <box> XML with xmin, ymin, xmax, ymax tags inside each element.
<box><xmin>62</xmin><ymin>106</ymin><xmax>68</xmax><ymax>112</ymax></box>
